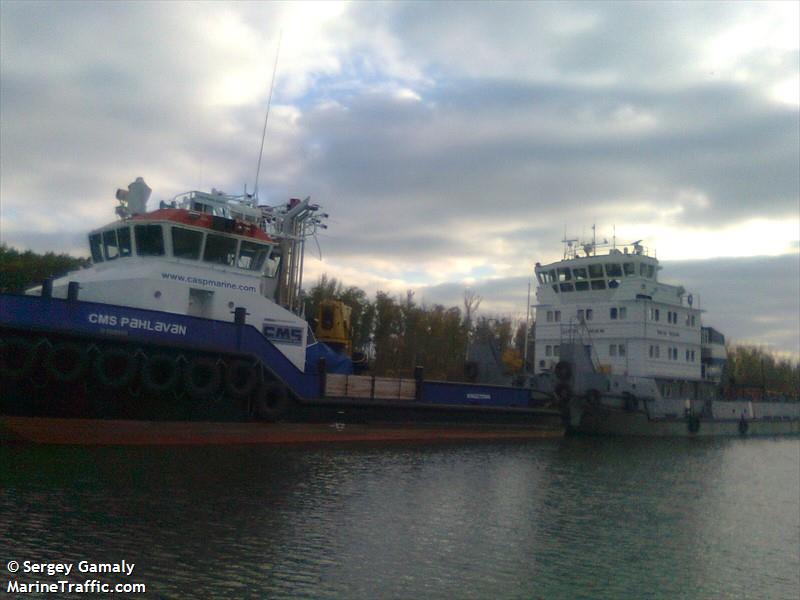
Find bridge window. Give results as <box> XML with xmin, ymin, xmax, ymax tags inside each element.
<box><xmin>546</xmin><ymin>345</ymin><xmax>552</xmax><ymax>357</ymax></box>
<box><xmin>238</xmin><ymin>241</ymin><xmax>270</xmax><ymax>271</ymax></box>
<box><xmin>172</xmin><ymin>227</ymin><xmax>203</xmax><ymax>260</ymax></box>
<box><xmin>605</xmin><ymin>263</ymin><xmax>622</xmax><ymax>277</ymax></box>
<box><xmin>573</xmin><ymin>267</ymin><xmax>588</xmax><ymax>280</ymax></box>
<box><xmin>591</xmin><ymin>279</ymin><xmax>606</xmax><ymax>290</ymax></box>
<box><xmin>586</xmin><ymin>309</ymin><xmax>593</xmax><ymax>320</ymax></box>
<box><xmin>623</xmin><ymin>262</ymin><xmax>635</xmax><ymax>276</ymax></box>
<box><xmin>609</xmin><ymin>344</ymin><xmax>617</xmax><ymax>357</ymax></box>
<box><xmin>265</xmin><ymin>249</ymin><xmax>281</xmax><ymax>278</ymax></box>
<box><xmin>135</xmin><ymin>224</ymin><xmax>165</xmax><ymax>256</ymax></box>
<box><xmin>102</xmin><ymin>229</ymin><xmax>119</xmax><ymax>260</ymax></box>
<box><xmin>640</xmin><ymin>263</ymin><xmax>655</xmax><ymax>278</ymax></box>
<box><xmin>89</xmin><ymin>233</ymin><xmax>104</xmax><ymax>263</ymax></box>
<box><xmin>577</xmin><ymin>309</ymin><xmax>584</xmax><ymax>321</ymax></box>
<box><xmin>619</xmin><ymin>307</ymin><xmax>627</xmax><ymax>319</ymax></box>
<box><xmin>117</xmin><ymin>227</ymin><xmax>131</xmax><ymax>257</ymax></box>
<box><xmin>559</xmin><ymin>283</ymin><xmax>574</xmax><ymax>292</ymax></box>
<box><xmin>575</xmin><ymin>281</ymin><xmax>589</xmax><ymax>291</ymax></box>
<box><xmin>588</xmin><ymin>264</ymin><xmax>604</xmax><ymax>278</ymax></box>
<box><xmin>203</xmin><ymin>233</ymin><xmax>237</xmax><ymax>266</ymax></box>
<box><xmin>557</xmin><ymin>268</ymin><xmax>572</xmax><ymax>281</ymax></box>
<box><xmin>610</xmin><ymin>308</ymin><xmax>618</xmax><ymax>319</ymax></box>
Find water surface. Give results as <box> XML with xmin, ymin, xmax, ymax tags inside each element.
<box><xmin>2</xmin><ymin>437</ymin><xmax>798</xmax><ymax>599</ymax></box>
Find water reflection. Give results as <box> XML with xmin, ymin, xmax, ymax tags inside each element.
<box><xmin>2</xmin><ymin>438</ymin><xmax>798</xmax><ymax>599</ymax></box>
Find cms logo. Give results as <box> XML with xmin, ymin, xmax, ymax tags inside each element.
<box><xmin>263</xmin><ymin>324</ymin><xmax>304</xmax><ymax>346</ymax></box>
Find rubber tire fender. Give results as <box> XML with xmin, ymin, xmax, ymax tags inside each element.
<box><xmin>0</xmin><ymin>337</ymin><xmax>37</xmax><ymax>380</ymax></box>
<box><xmin>94</xmin><ymin>348</ymin><xmax>138</xmax><ymax>389</ymax></box>
<box><xmin>141</xmin><ymin>354</ymin><xmax>181</xmax><ymax>393</ymax></box>
<box><xmin>224</xmin><ymin>360</ymin><xmax>259</xmax><ymax>398</ymax></box>
<box><xmin>45</xmin><ymin>341</ymin><xmax>89</xmax><ymax>383</ymax></box>
<box><xmin>185</xmin><ymin>357</ymin><xmax>221</xmax><ymax>399</ymax></box>
<box><xmin>253</xmin><ymin>380</ymin><xmax>290</xmax><ymax>422</ymax></box>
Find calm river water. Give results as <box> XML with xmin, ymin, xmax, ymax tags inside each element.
<box><xmin>1</xmin><ymin>436</ymin><xmax>798</xmax><ymax>599</ymax></box>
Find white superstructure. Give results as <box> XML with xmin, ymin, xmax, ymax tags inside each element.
<box><xmin>29</xmin><ymin>179</ymin><xmax>326</xmax><ymax>371</ymax></box>
<box><xmin>533</xmin><ymin>237</ymin><xmax>708</xmax><ymax>384</ymax></box>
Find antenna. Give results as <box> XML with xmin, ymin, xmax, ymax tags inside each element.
<box><xmin>253</xmin><ymin>30</ymin><xmax>283</xmax><ymax>201</ymax></box>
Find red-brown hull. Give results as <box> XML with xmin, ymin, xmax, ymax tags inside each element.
<box><xmin>0</xmin><ymin>416</ymin><xmax>563</xmax><ymax>446</ymax></box>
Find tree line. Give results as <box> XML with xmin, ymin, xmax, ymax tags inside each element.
<box><xmin>0</xmin><ymin>244</ymin><xmax>90</xmax><ymax>293</ymax></box>
<box><xmin>0</xmin><ymin>246</ymin><xmax>796</xmax><ymax>393</ymax></box>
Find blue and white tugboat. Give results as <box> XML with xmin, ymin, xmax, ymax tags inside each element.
<box><xmin>0</xmin><ymin>178</ymin><xmax>560</xmax><ymax>444</ymax></box>
<box><xmin>532</xmin><ymin>233</ymin><xmax>799</xmax><ymax>436</ymax></box>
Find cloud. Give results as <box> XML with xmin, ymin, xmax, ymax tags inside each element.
<box><xmin>1</xmin><ymin>1</ymin><xmax>798</xmax><ymax>353</ymax></box>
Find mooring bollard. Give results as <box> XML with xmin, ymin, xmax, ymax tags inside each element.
<box><xmin>41</xmin><ymin>278</ymin><xmax>53</xmax><ymax>299</ymax></box>
<box><xmin>67</xmin><ymin>281</ymin><xmax>80</xmax><ymax>302</ymax></box>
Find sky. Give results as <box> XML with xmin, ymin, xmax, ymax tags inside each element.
<box><xmin>1</xmin><ymin>1</ymin><xmax>798</xmax><ymax>354</ymax></box>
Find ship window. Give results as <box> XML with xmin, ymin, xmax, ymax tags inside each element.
<box><xmin>649</xmin><ymin>345</ymin><xmax>654</xmax><ymax>358</ymax></box>
<box><xmin>89</xmin><ymin>233</ymin><xmax>104</xmax><ymax>263</ymax></box>
<box><xmin>548</xmin><ymin>269</ymin><xmax>556</xmax><ymax>283</ymax></box>
<box><xmin>619</xmin><ymin>344</ymin><xmax>625</xmax><ymax>357</ymax></box>
<box><xmin>605</xmin><ymin>263</ymin><xmax>622</xmax><ymax>277</ymax></box>
<box><xmin>265</xmin><ymin>248</ymin><xmax>281</xmax><ymax>278</ymax></box>
<box><xmin>623</xmin><ymin>262</ymin><xmax>635</xmax><ymax>276</ymax></box>
<box><xmin>586</xmin><ymin>309</ymin><xmax>593</xmax><ymax>320</ymax></box>
<box><xmin>588</xmin><ymin>264</ymin><xmax>604</xmax><ymax>278</ymax></box>
<box><xmin>577</xmin><ymin>309</ymin><xmax>584</xmax><ymax>321</ymax></box>
<box><xmin>547</xmin><ymin>311</ymin><xmax>553</xmax><ymax>322</ymax></box>
<box><xmin>573</xmin><ymin>267</ymin><xmax>588</xmax><ymax>280</ymax></box>
<box><xmin>203</xmin><ymin>233</ymin><xmax>237</xmax><ymax>266</ymax></box>
<box><xmin>545</xmin><ymin>345</ymin><xmax>552</xmax><ymax>357</ymax></box>
<box><xmin>608</xmin><ymin>279</ymin><xmax>620</xmax><ymax>289</ymax></box>
<box><xmin>610</xmin><ymin>308</ymin><xmax>618</xmax><ymax>320</ymax></box>
<box><xmin>557</xmin><ymin>268</ymin><xmax>572</xmax><ymax>281</ymax></box>
<box><xmin>619</xmin><ymin>307</ymin><xmax>627</xmax><ymax>319</ymax></box>
<box><xmin>590</xmin><ymin>279</ymin><xmax>606</xmax><ymax>290</ymax></box>
<box><xmin>609</xmin><ymin>344</ymin><xmax>617</xmax><ymax>357</ymax></box>
<box><xmin>135</xmin><ymin>224</ymin><xmax>165</xmax><ymax>256</ymax></box>
<box><xmin>640</xmin><ymin>263</ymin><xmax>652</xmax><ymax>278</ymax></box>
<box><xmin>117</xmin><ymin>227</ymin><xmax>131</xmax><ymax>257</ymax></box>
<box><xmin>575</xmin><ymin>281</ymin><xmax>589</xmax><ymax>291</ymax></box>
<box><xmin>647</xmin><ymin>265</ymin><xmax>655</xmax><ymax>278</ymax></box>
<box><xmin>238</xmin><ymin>241</ymin><xmax>270</xmax><ymax>271</ymax></box>
<box><xmin>172</xmin><ymin>227</ymin><xmax>203</xmax><ymax>260</ymax></box>
<box><xmin>536</xmin><ymin>272</ymin><xmax>544</xmax><ymax>284</ymax></box>
<box><xmin>559</xmin><ymin>283</ymin><xmax>574</xmax><ymax>292</ymax></box>
<box><xmin>103</xmin><ymin>229</ymin><xmax>119</xmax><ymax>260</ymax></box>
<box><xmin>554</xmin><ymin>345</ymin><xmax>559</xmax><ymax>356</ymax></box>
<box><xmin>554</xmin><ymin>311</ymin><xmax>561</xmax><ymax>322</ymax></box>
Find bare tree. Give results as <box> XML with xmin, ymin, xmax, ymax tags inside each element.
<box><xmin>463</xmin><ymin>289</ymin><xmax>483</xmax><ymax>359</ymax></box>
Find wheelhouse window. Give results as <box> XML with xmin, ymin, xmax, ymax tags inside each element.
<box><xmin>573</xmin><ymin>268</ymin><xmax>588</xmax><ymax>281</ymax></box>
<box><xmin>237</xmin><ymin>241</ymin><xmax>270</xmax><ymax>272</ymax></box>
<box><xmin>588</xmin><ymin>264</ymin><xmax>604</xmax><ymax>278</ymax></box>
<box><xmin>590</xmin><ymin>279</ymin><xmax>606</xmax><ymax>290</ymax></box>
<box><xmin>117</xmin><ymin>227</ymin><xmax>131</xmax><ymax>257</ymax></box>
<box><xmin>265</xmin><ymin>249</ymin><xmax>281</xmax><ymax>278</ymax></box>
<box><xmin>203</xmin><ymin>233</ymin><xmax>237</xmax><ymax>266</ymax></box>
<box><xmin>102</xmin><ymin>229</ymin><xmax>119</xmax><ymax>260</ymax></box>
<box><xmin>559</xmin><ymin>283</ymin><xmax>574</xmax><ymax>292</ymax></box>
<box><xmin>89</xmin><ymin>233</ymin><xmax>104</xmax><ymax>263</ymax></box>
<box><xmin>605</xmin><ymin>263</ymin><xmax>622</xmax><ymax>277</ymax></box>
<box><xmin>610</xmin><ymin>308</ymin><xmax>618</xmax><ymax>319</ymax></box>
<box><xmin>172</xmin><ymin>227</ymin><xmax>203</xmax><ymax>260</ymax></box>
<box><xmin>623</xmin><ymin>262</ymin><xmax>635</xmax><ymax>276</ymax></box>
<box><xmin>640</xmin><ymin>263</ymin><xmax>655</xmax><ymax>279</ymax></box>
<box><xmin>557</xmin><ymin>268</ymin><xmax>572</xmax><ymax>282</ymax></box>
<box><xmin>135</xmin><ymin>224</ymin><xmax>165</xmax><ymax>256</ymax></box>
<box><xmin>575</xmin><ymin>281</ymin><xmax>589</xmax><ymax>291</ymax></box>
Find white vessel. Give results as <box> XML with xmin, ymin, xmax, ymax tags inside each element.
<box><xmin>29</xmin><ymin>178</ymin><xmax>322</xmax><ymax>371</ymax></box>
<box><xmin>531</xmin><ymin>233</ymin><xmax>799</xmax><ymax>436</ymax></box>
